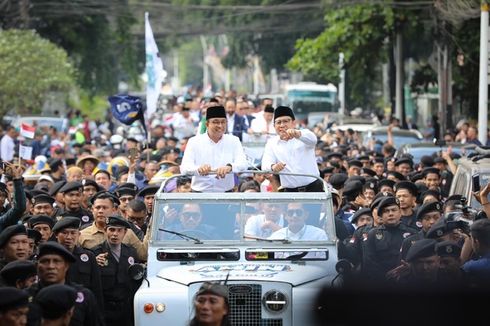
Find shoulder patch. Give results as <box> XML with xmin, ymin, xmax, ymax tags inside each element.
<box><xmin>76</xmin><ymin>291</ymin><xmax>85</xmax><ymax>303</ymax></box>
<box><xmin>80</xmin><ymin>253</ymin><xmax>89</xmax><ymax>262</ymax></box>
<box><xmin>128</xmin><ymin>256</ymin><xmax>134</xmax><ymax>265</ymax></box>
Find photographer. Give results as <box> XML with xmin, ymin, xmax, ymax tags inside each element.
<box><xmin>0</xmin><ymin>163</ymin><xmax>26</xmax><ymax>233</ymax></box>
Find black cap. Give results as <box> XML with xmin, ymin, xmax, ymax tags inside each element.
<box><xmin>196</xmin><ymin>282</ymin><xmax>229</xmax><ymax>299</ymax></box>
<box><xmin>0</xmin><ymin>260</ymin><xmax>37</xmax><ymax>286</ymax></box>
<box><xmin>206</xmin><ymin>106</ymin><xmax>227</xmax><ymax>120</ymax></box>
<box><xmin>137</xmin><ymin>184</ymin><xmax>160</xmax><ymax>198</ymax></box>
<box><xmin>27</xmin><ymin>228</ymin><xmax>42</xmax><ymax>244</ymax></box>
<box><xmin>410</xmin><ymin>172</ymin><xmax>424</xmax><ymax>183</ymax></box>
<box><xmin>106</xmin><ymin>215</ymin><xmax>131</xmax><ymax>229</ymax></box>
<box><xmin>416</xmin><ymin>201</ymin><xmax>442</xmax><ymax>220</ymax></box>
<box><xmin>433</xmin><ymin>157</ymin><xmax>447</xmax><ymax>164</ymax></box>
<box><xmin>114</xmin><ymin>183</ymin><xmax>138</xmax><ymax>198</ymax></box>
<box><xmin>32</xmin><ymin>194</ymin><xmax>55</xmax><ymax>206</ymax></box>
<box><xmin>0</xmin><ymin>288</ymin><xmax>29</xmax><ymax>312</ymax></box>
<box><xmin>348</xmin><ymin>160</ymin><xmax>362</xmax><ymax>168</ymax></box>
<box><xmin>422</xmin><ymin>167</ymin><xmax>440</xmax><ymax>177</ymax></box>
<box><xmin>49</xmin><ymin>181</ymin><xmax>66</xmax><ymax>197</ymax></box>
<box><xmin>394</xmin><ymin>181</ymin><xmax>418</xmax><ymax>197</ymax></box>
<box><xmin>326</xmin><ymin>152</ymin><xmax>343</xmax><ymax>160</ymax></box>
<box><xmin>329</xmin><ymin>173</ymin><xmax>348</xmax><ymax>190</ymax></box>
<box><xmin>81</xmin><ymin>179</ymin><xmax>100</xmax><ymax>192</ymax></box>
<box><xmin>446</xmin><ymin>194</ymin><xmax>463</xmax><ymax>202</ymax></box>
<box><xmin>363</xmin><ymin>180</ymin><xmax>378</xmax><ymax>192</ymax></box>
<box><xmin>35</xmin><ymin>284</ymin><xmax>77</xmax><ymax>320</ymax></box>
<box><xmin>0</xmin><ymin>224</ymin><xmax>27</xmax><ymax>248</ymax></box>
<box><xmin>343</xmin><ymin>181</ymin><xmax>363</xmax><ymax>197</ymax></box>
<box><xmin>89</xmin><ymin>191</ymin><xmax>120</xmax><ymax>206</ymax></box>
<box><xmin>394</xmin><ymin>157</ymin><xmax>413</xmax><ymax>167</ymax></box>
<box><xmin>28</xmin><ymin>215</ymin><xmax>55</xmax><ymax>229</ymax></box>
<box><xmin>405</xmin><ymin>239</ymin><xmax>437</xmax><ymax>262</ymax></box>
<box><xmin>273</xmin><ymin>106</ymin><xmax>295</xmax><ymax>121</ymax></box>
<box><xmin>59</xmin><ymin>181</ymin><xmax>83</xmax><ymax>194</ymax></box>
<box><xmin>386</xmin><ymin>171</ymin><xmax>405</xmax><ymax>181</ymax></box>
<box><xmin>49</xmin><ymin>159</ymin><xmax>63</xmax><ymax>171</ymax></box>
<box><xmin>420</xmin><ymin>155</ymin><xmax>434</xmax><ymax>167</ymax></box>
<box><xmin>38</xmin><ymin>241</ymin><xmax>76</xmax><ymax>263</ymax></box>
<box><xmin>378</xmin><ymin>179</ymin><xmax>395</xmax><ymax>190</ymax></box>
<box><xmin>420</xmin><ymin>189</ymin><xmax>442</xmax><ymax>203</ymax></box>
<box><xmin>435</xmin><ymin>241</ymin><xmax>462</xmax><ymax>258</ymax></box>
<box><xmin>361</xmin><ymin>168</ymin><xmax>376</xmax><ymax>177</ymax></box>
<box><xmin>351</xmin><ymin>208</ymin><xmax>372</xmax><ymax>224</ymax></box>
<box><xmin>370</xmin><ymin>193</ymin><xmax>392</xmax><ymax>211</ymax></box>
<box><xmin>426</xmin><ymin>219</ymin><xmax>461</xmax><ymax>239</ymax></box>
<box><xmin>161</xmin><ymin>147</ymin><xmax>181</xmax><ymax>156</ymax></box>
<box><xmin>377</xmin><ymin>197</ymin><xmax>400</xmax><ymax>216</ymax></box>
<box><xmin>52</xmin><ymin>217</ymin><xmax>81</xmax><ymax>233</ymax></box>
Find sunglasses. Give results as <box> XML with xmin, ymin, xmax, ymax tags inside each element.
<box><xmin>286</xmin><ymin>209</ymin><xmax>305</xmax><ymax>217</ymax></box>
<box><xmin>182</xmin><ymin>212</ymin><xmax>201</xmax><ymax>219</ymax></box>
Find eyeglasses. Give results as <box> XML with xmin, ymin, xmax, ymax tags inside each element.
<box><xmin>274</xmin><ymin>119</ymin><xmax>292</xmax><ymax>126</ymax></box>
<box><xmin>286</xmin><ymin>209</ymin><xmax>305</xmax><ymax>217</ymax></box>
<box><xmin>182</xmin><ymin>212</ymin><xmax>201</xmax><ymax>219</ymax></box>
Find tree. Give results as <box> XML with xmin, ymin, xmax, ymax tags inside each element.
<box><xmin>0</xmin><ymin>29</ymin><xmax>75</xmax><ymax>116</ymax></box>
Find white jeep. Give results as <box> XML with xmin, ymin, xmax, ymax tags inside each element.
<box><xmin>134</xmin><ymin>176</ymin><xmax>339</xmax><ymax>325</ymax></box>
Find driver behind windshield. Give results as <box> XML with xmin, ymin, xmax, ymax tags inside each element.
<box><xmin>268</xmin><ymin>203</ymin><xmax>328</xmax><ymax>241</ymax></box>
<box><xmin>171</xmin><ymin>204</ymin><xmax>220</xmax><ymax>239</ymax></box>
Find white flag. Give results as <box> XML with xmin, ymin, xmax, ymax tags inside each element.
<box><xmin>145</xmin><ymin>12</ymin><xmax>166</xmax><ymax>122</ymax></box>
<box><xmin>19</xmin><ymin>145</ymin><xmax>33</xmax><ymax>160</ymax></box>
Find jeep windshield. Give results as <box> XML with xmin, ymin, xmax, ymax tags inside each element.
<box><xmin>151</xmin><ymin>191</ymin><xmax>336</xmax><ymax>246</ymax></box>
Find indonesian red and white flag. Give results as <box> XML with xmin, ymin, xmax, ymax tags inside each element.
<box><xmin>20</xmin><ymin>123</ymin><xmax>35</xmax><ymax>139</ymax></box>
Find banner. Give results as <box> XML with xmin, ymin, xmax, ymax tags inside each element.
<box><xmin>20</xmin><ymin>123</ymin><xmax>35</xmax><ymax>139</ymax></box>
<box><xmin>145</xmin><ymin>12</ymin><xmax>166</xmax><ymax>121</ymax></box>
<box><xmin>19</xmin><ymin>144</ymin><xmax>33</xmax><ymax>160</ymax></box>
<box><xmin>108</xmin><ymin>95</ymin><xmax>144</xmax><ymax>126</ymax></box>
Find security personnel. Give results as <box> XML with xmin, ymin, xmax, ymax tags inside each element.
<box><xmin>363</xmin><ymin>197</ymin><xmax>416</xmax><ymax>281</ymax></box>
<box><xmin>0</xmin><ymin>224</ymin><xmax>29</xmax><ymax>271</ymax></box>
<box><xmin>0</xmin><ymin>287</ymin><xmax>29</xmax><ymax>326</ymax></box>
<box><xmin>114</xmin><ymin>182</ymin><xmax>138</xmax><ymax>219</ymax></box>
<box><xmin>436</xmin><ymin>241</ymin><xmax>464</xmax><ymax>284</ymax></box>
<box><xmin>58</xmin><ymin>182</ymin><xmax>93</xmax><ymax>227</ymax></box>
<box><xmin>81</xmin><ymin>178</ymin><xmax>100</xmax><ymax>210</ymax></box>
<box><xmin>92</xmin><ymin>215</ymin><xmax>141</xmax><ymax>326</ymax></box>
<box><xmin>35</xmin><ymin>284</ymin><xmax>77</xmax><ymax>326</ymax></box>
<box><xmin>31</xmin><ymin>194</ymin><xmax>55</xmax><ymax>217</ymax></box>
<box><xmin>53</xmin><ymin>216</ymin><xmax>104</xmax><ymax>309</ymax></box>
<box><xmin>394</xmin><ymin>181</ymin><xmax>419</xmax><ymax>229</ymax></box>
<box><xmin>0</xmin><ymin>260</ymin><xmax>37</xmax><ymax>288</ymax></box>
<box><xmin>190</xmin><ymin>282</ymin><xmax>230</xmax><ymax>326</ymax></box>
<box><xmin>137</xmin><ymin>184</ymin><xmax>159</xmax><ymax>222</ymax></box>
<box><xmin>28</xmin><ymin>215</ymin><xmax>56</xmax><ymax>243</ymax></box>
<box><xmin>27</xmin><ymin>241</ymin><xmax>103</xmax><ymax>326</ymax></box>
<box><xmin>398</xmin><ymin>239</ymin><xmax>439</xmax><ymax>285</ymax></box>
<box><xmin>400</xmin><ymin>201</ymin><xmax>442</xmax><ymax>260</ymax></box>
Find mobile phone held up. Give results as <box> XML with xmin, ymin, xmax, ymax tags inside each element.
<box><xmin>472</xmin><ymin>173</ymin><xmax>481</xmax><ymax>192</ymax></box>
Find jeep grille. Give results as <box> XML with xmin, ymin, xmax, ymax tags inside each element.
<box><xmin>228</xmin><ymin>284</ymin><xmax>283</xmax><ymax>326</ymax></box>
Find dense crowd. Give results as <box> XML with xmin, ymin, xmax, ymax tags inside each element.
<box><xmin>0</xmin><ymin>92</ymin><xmax>489</xmax><ymax>326</ymax></box>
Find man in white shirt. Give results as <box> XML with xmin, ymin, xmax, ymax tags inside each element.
<box><xmin>180</xmin><ymin>106</ymin><xmax>248</xmax><ymax>192</ymax></box>
<box><xmin>249</xmin><ymin>105</ymin><xmax>275</xmax><ymax>135</ymax></box>
<box><xmin>244</xmin><ymin>203</ymin><xmax>286</xmax><ymax>238</ymax></box>
<box><xmin>261</xmin><ymin>106</ymin><xmax>323</xmax><ymax>192</ymax></box>
<box><xmin>269</xmin><ymin>203</ymin><xmax>328</xmax><ymax>241</ymax></box>
<box><xmin>0</xmin><ymin>126</ymin><xmax>16</xmax><ymax>162</ymax></box>
<box><xmin>172</xmin><ymin>107</ymin><xmax>197</xmax><ymax>139</ymax></box>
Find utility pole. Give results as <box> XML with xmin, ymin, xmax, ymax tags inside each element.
<box><xmin>479</xmin><ymin>1</ymin><xmax>489</xmax><ymax>145</ymax></box>
<box><xmin>200</xmin><ymin>36</ymin><xmax>210</xmax><ymax>90</ymax></box>
<box><xmin>394</xmin><ymin>30</ymin><xmax>404</xmax><ymax>122</ymax></box>
<box><xmin>338</xmin><ymin>53</ymin><xmax>346</xmax><ymax>117</ymax></box>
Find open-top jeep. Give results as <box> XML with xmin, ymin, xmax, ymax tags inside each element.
<box><xmin>134</xmin><ymin>174</ymin><xmax>338</xmax><ymax>325</ymax></box>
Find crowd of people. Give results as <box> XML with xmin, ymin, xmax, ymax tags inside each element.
<box><xmin>0</xmin><ymin>91</ymin><xmax>488</xmax><ymax>326</ymax></box>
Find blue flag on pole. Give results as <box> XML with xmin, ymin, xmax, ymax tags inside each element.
<box><xmin>108</xmin><ymin>94</ymin><xmax>144</xmax><ymax>125</ymax></box>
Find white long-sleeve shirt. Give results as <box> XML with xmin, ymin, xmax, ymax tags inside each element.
<box><xmin>0</xmin><ymin>134</ymin><xmax>15</xmax><ymax>162</ymax></box>
<box><xmin>250</xmin><ymin>116</ymin><xmax>275</xmax><ymax>134</ymax></box>
<box><xmin>180</xmin><ymin>132</ymin><xmax>248</xmax><ymax>192</ymax></box>
<box><xmin>261</xmin><ymin>129</ymin><xmax>319</xmax><ymax>188</ymax></box>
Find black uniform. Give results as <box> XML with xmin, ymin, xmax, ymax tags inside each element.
<box><xmin>27</xmin><ymin>281</ymin><xmax>103</xmax><ymax>326</ymax></box>
<box><xmin>92</xmin><ymin>241</ymin><xmax>141</xmax><ymax>326</ymax></box>
<box><xmin>400</xmin><ymin>210</ymin><xmax>419</xmax><ymax>230</ymax></box>
<box><xmin>343</xmin><ymin>224</ymin><xmax>373</xmax><ymax>267</ymax></box>
<box><xmin>59</xmin><ymin>208</ymin><xmax>93</xmax><ymax>228</ymax></box>
<box><xmin>363</xmin><ymin>223</ymin><xmax>416</xmax><ymax>280</ymax></box>
<box><xmin>67</xmin><ymin>246</ymin><xmax>104</xmax><ymax>309</ymax></box>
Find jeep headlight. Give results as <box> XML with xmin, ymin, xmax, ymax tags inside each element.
<box><xmin>263</xmin><ymin>290</ymin><xmax>288</xmax><ymax>313</ymax></box>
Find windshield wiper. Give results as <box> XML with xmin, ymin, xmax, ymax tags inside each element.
<box><xmin>159</xmin><ymin>228</ymin><xmax>203</xmax><ymax>244</ymax></box>
<box><xmin>242</xmin><ymin>235</ymin><xmax>291</xmax><ymax>244</ymax></box>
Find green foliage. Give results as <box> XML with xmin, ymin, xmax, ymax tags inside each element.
<box><xmin>0</xmin><ymin>29</ymin><xmax>75</xmax><ymax>116</ymax></box>
<box><xmin>287</xmin><ymin>4</ymin><xmax>395</xmax><ymax>109</ymax></box>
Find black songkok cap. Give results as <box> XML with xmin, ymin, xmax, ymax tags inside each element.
<box><xmin>0</xmin><ymin>288</ymin><xmax>28</xmax><ymax>312</ymax></box>
<box><xmin>273</xmin><ymin>106</ymin><xmax>295</xmax><ymax>121</ymax></box>
<box><xmin>206</xmin><ymin>106</ymin><xmax>227</xmax><ymax>120</ymax></box>
<box><xmin>406</xmin><ymin>239</ymin><xmax>437</xmax><ymax>262</ymax></box>
<box><xmin>36</xmin><ymin>284</ymin><xmax>77</xmax><ymax>320</ymax></box>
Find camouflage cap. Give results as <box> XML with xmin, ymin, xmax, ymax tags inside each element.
<box><xmin>195</xmin><ymin>282</ymin><xmax>229</xmax><ymax>299</ymax></box>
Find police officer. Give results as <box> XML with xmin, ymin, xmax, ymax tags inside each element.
<box><xmin>190</xmin><ymin>282</ymin><xmax>231</xmax><ymax>326</ymax></box>
<box><xmin>58</xmin><ymin>182</ymin><xmax>93</xmax><ymax>227</ymax></box>
<box><xmin>400</xmin><ymin>201</ymin><xmax>442</xmax><ymax>260</ymax></box>
<box><xmin>92</xmin><ymin>215</ymin><xmax>141</xmax><ymax>326</ymax></box>
<box><xmin>27</xmin><ymin>241</ymin><xmax>103</xmax><ymax>326</ymax></box>
<box><xmin>53</xmin><ymin>216</ymin><xmax>104</xmax><ymax>308</ymax></box>
<box><xmin>363</xmin><ymin>197</ymin><xmax>416</xmax><ymax>281</ymax></box>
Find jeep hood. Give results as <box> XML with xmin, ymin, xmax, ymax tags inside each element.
<box><xmin>156</xmin><ymin>262</ymin><xmax>331</xmax><ymax>286</ymax></box>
